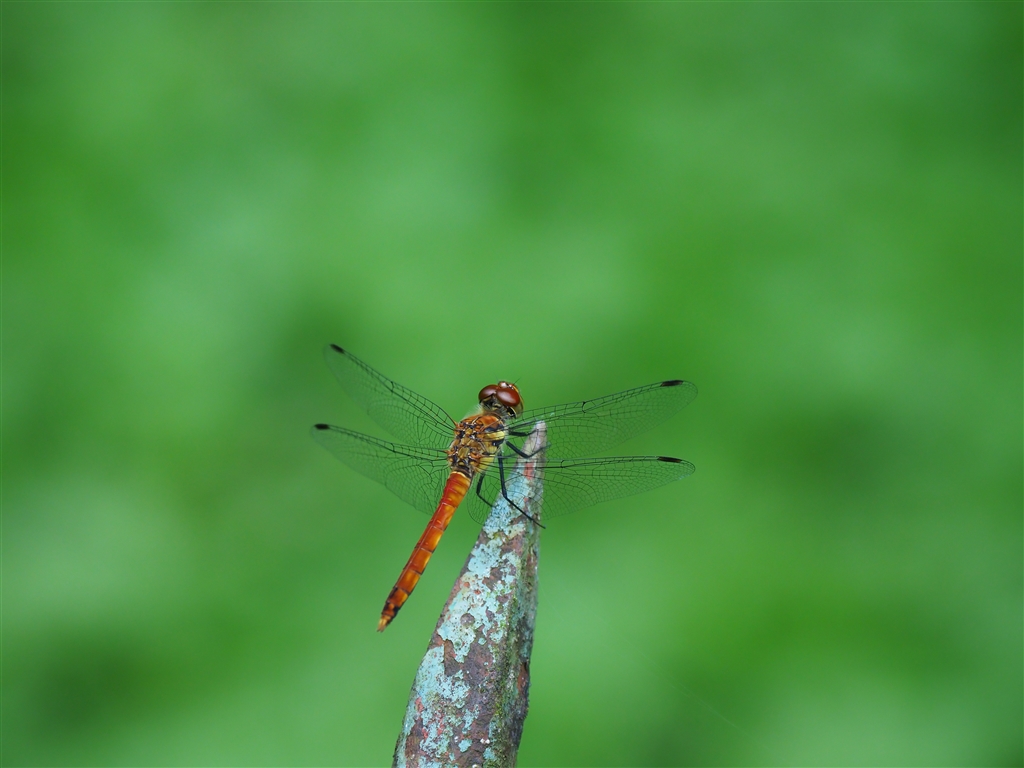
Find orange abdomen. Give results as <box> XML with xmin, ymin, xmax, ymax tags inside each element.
<box><xmin>378</xmin><ymin>472</ymin><xmax>471</xmax><ymax>631</ymax></box>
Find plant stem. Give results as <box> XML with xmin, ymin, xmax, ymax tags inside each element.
<box><xmin>393</xmin><ymin>424</ymin><xmax>546</xmax><ymax>768</ymax></box>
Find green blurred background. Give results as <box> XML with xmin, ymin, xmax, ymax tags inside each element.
<box><xmin>3</xmin><ymin>3</ymin><xmax>1020</xmax><ymax>766</ymax></box>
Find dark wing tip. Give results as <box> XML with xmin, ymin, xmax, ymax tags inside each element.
<box><xmin>659</xmin><ymin>456</ymin><xmax>696</xmax><ymax>475</ymax></box>
<box><xmin>329</xmin><ymin>344</ymin><xmax>344</xmax><ymax>353</ymax></box>
<box><xmin>313</xmin><ymin>423</ymin><xmax>331</xmax><ymax>430</ymax></box>
<box><xmin>662</xmin><ymin>378</ymin><xmax>698</xmax><ymax>397</ymax></box>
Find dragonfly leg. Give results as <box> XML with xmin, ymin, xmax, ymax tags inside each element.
<box><xmin>506</xmin><ymin>441</ymin><xmax>548</xmax><ymax>460</ymax></box>
<box><xmin>474</xmin><ymin>475</ymin><xmax>489</xmax><ymax>505</ymax></box>
<box><xmin>497</xmin><ymin>455</ymin><xmax>545</xmax><ymax>528</ymax></box>
<box><xmin>506</xmin><ymin>431</ymin><xmax>549</xmax><ymax>459</ymax></box>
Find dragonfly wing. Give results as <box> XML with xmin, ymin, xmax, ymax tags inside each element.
<box><xmin>508</xmin><ymin>380</ymin><xmax>697</xmax><ymax>458</ymax></box>
<box><xmin>311</xmin><ymin>424</ymin><xmax>450</xmax><ymax>515</ymax></box>
<box><xmin>463</xmin><ymin>453</ymin><xmax>695</xmax><ymax>524</ymax></box>
<box><xmin>322</xmin><ymin>345</ymin><xmax>455</xmax><ymax>450</ymax></box>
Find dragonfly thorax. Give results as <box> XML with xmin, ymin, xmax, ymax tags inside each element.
<box><xmin>447</xmin><ymin>412</ymin><xmax>508</xmax><ymax>478</ymax></box>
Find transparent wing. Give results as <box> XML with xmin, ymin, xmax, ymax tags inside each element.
<box><xmin>322</xmin><ymin>345</ymin><xmax>455</xmax><ymax>450</ymax></box>
<box><xmin>311</xmin><ymin>424</ymin><xmax>451</xmax><ymax>515</ymax></box>
<box><xmin>462</xmin><ymin>453</ymin><xmax>695</xmax><ymax>524</ymax></box>
<box><xmin>507</xmin><ymin>380</ymin><xmax>697</xmax><ymax>458</ymax></box>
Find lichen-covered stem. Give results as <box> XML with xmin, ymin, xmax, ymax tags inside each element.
<box><xmin>393</xmin><ymin>424</ymin><xmax>546</xmax><ymax>768</ymax></box>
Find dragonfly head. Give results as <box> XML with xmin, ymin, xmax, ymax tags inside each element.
<box><xmin>478</xmin><ymin>381</ymin><xmax>523</xmax><ymax>418</ymax></box>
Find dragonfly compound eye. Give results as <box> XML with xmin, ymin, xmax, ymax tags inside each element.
<box><xmin>478</xmin><ymin>384</ymin><xmax>498</xmax><ymax>403</ymax></box>
<box><xmin>495</xmin><ymin>383</ymin><xmax>523</xmax><ymax>415</ymax></box>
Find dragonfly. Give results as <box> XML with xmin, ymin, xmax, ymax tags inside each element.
<box><xmin>311</xmin><ymin>345</ymin><xmax>697</xmax><ymax>631</ymax></box>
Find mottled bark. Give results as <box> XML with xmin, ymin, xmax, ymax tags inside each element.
<box><xmin>393</xmin><ymin>424</ymin><xmax>545</xmax><ymax>768</ymax></box>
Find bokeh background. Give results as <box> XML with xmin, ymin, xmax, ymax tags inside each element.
<box><xmin>3</xmin><ymin>3</ymin><xmax>1020</xmax><ymax>766</ymax></box>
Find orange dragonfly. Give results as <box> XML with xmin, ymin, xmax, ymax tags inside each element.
<box><xmin>311</xmin><ymin>345</ymin><xmax>697</xmax><ymax>631</ymax></box>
